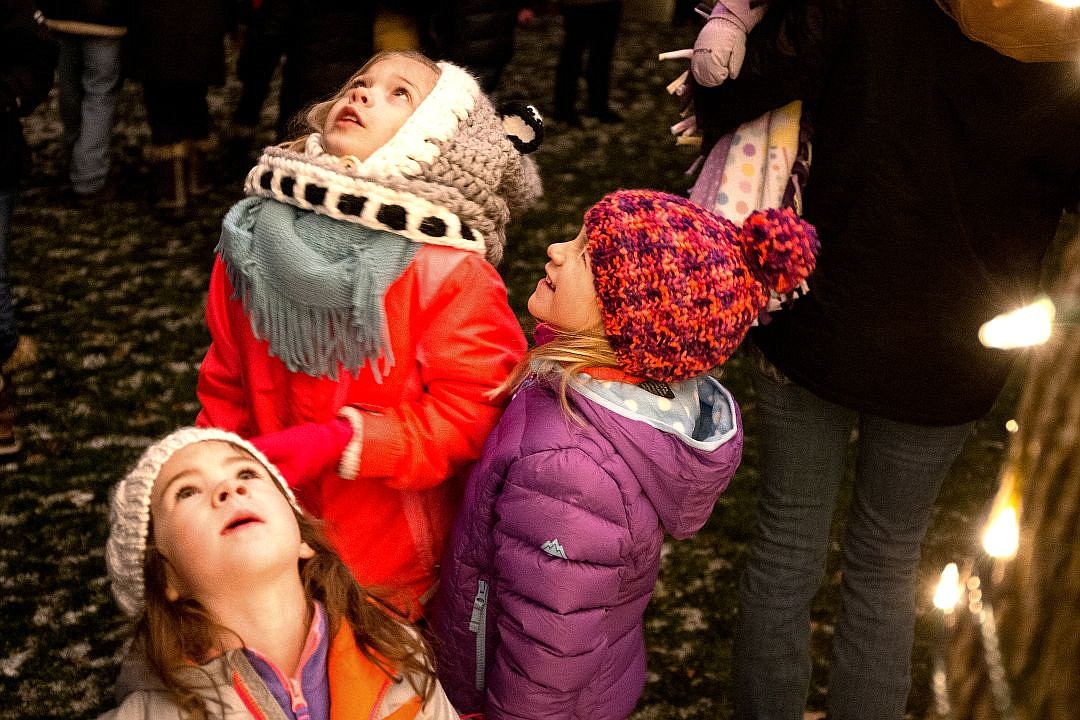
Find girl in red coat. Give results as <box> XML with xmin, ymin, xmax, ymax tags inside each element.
<box><xmin>196</xmin><ymin>51</ymin><xmax>541</xmax><ymax>618</ymax></box>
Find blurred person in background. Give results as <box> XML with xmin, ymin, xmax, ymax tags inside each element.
<box><xmin>0</xmin><ymin>0</ymin><xmax>56</xmax><ymax>456</ymax></box>
<box><xmin>40</xmin><ymin>0</ymin><xmax>127</xmax><ymax>206</ymax></box>
<box><xmin>552</xmin><ymin>0</ymin><xmax>624</xmax><ymax>126</ymax></box>
<box><xmin>425</xmin><ymin>0</ymin><xmax>537</xmax><ymax>95</ymax></box>
<box><xmin>127</xmin><ymin>0</ymin><xmax>227</xmax><ymax>219</ymax></box>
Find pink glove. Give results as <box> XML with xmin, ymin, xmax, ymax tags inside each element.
<box><xmin>692</xmin><ymin>12</ymin><xmax>748</xmax><ymax>87</ymax></box>
<box><xmin>251</xmin><ymin>416</ymin><xmax>357</xmax><ymax>493</ymax></box>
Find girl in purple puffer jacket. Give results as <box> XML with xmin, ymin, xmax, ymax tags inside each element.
<box><xmin>428</xmin><ymin>189</ymin><xmax>818</xmax><ymax>720</ymax></box>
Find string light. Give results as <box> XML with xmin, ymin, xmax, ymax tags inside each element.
<box><xmin>982</xmin><ymin>468</ymin><xmax>1021</xmax><ymax>559</ymax></box>
<box><xmin>978</xmin><ymin>296</ymin><xmax>1055</xmax><ymax>349</ymax></box>
<box><xmin>934</xmin><ymin>563</ymin><xmax>963</xmax><ymax>612</ymax></box>
<box><xmin>983</xmin><ymin>505</ymin><xmax>1020</xmax><ymax>559</ymax></box>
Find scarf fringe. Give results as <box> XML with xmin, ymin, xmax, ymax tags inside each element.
<box><xmin>219</xmin><ymin>197</ymin><xmax>415</xmax><ymax>381</ymax></box>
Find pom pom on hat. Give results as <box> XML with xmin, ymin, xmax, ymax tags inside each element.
<box><xmin>738</xmin><ymin>207</ymin><xmax>819</xmax><ymax>295</ymax></box>
<box><xmin>585</xmin><ymin>190</ymin><xmax>818</xmax><ymax>383</ymax></box>
<box><xmin>105</xmin><ymin>427</ymin><xmax>300</xmax><ymax>617</ymax></box>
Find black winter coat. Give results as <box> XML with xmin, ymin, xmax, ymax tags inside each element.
<box><xmin>426</xmin><ymin>0</ymin><xmax>521</xmax><ymax>90</ymax></box>
<box><xmin>0</xmin><ymin>0</ymin><xmax>58</xmax><ymax>191</ymax></box>
<box><xmin>695</xmin><ymin>0</ymin><xmax>1080</xmax><ymax>425</ymax></box>
<box><xmin>125</xmin><ymin>0</ymin><xmax>227</xmax><ymax>85</ymax></box>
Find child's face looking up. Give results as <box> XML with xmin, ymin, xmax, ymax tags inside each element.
<box><xmin>149</xmin><ymin>441</ymin><xmax>313</xmax><ymax>603</ymax></box>
<box><xmin>322</xmin><ymin>55</ymin><xmax>439</xmax><ymax>161</ymax></box>
<box><xmin>528</xmin><ymin>225</ymin><xmax>603</xmax><ymax>332</ymax></box>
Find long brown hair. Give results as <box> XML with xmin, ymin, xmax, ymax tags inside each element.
<box><xmin>943</xmin><ymin>227</ymin><xmax>1080</xmax><ymax>720</ymax></box>
<box><xmin>281</xmin><ymin>50</ymin><xmax>441</xmax><ymax>151</ymax></box>
<box><xmin>138</xmin><ymin>510</ymin><xmax>437</xmax><ymax>720</ymax></box>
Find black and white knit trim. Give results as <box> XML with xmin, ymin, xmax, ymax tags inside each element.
<box><xmin>245</xmin><ymin>147</ymin><xmax>487</xmax><ymax>255</ymax></box>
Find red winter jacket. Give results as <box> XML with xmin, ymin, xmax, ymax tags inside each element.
<box><xmin>197</xmin><ymin>244</ymin><xmax>526</xmax><ymax>616</ymax></box>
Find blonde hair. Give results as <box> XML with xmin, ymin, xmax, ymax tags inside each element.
<box><xmin>138</xmin><ymin>484</ymin><xmax>437</xmax><ymax>719</ymax></box>
<box><xmin>282</xmin><ymin>50</ymin><xmax>441</xmax><ymax>151</ymax></box>
<box><xmin>495</xmin><ymin>324</ymin><xmax>620</xmax><ymax>420</ymax></box>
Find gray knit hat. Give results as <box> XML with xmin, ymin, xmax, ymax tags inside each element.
<box><xmin>105</xmin><ymin>427</ymin><xmax>299</xmax><ymax>617</ymax></box>
<box><xmin>247</xmin><ymin>60</ymin><xmax>544</xmax><ymax>265</ymax></box>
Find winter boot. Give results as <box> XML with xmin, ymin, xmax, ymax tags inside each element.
<box><xmin>145</xmin><ymin>142</ymin><xmax>189</xmax><ymax>219</ymax></box>
<box><xmin>0</xmin><ymin>373</ymin><xmax>19</xmax><ymax>456</ymax></box>
<box><xmin>0</xmin><ymin>336</ymin><xmax>38</xmax><ymax>456</ymax></box>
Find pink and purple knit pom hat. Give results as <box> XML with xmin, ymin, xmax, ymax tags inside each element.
<box><xmin>584</xmin><ymin>189</ymin><xmax>819</xmax><ymax>383</ymax></box>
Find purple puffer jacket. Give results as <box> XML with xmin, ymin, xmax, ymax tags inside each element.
<box><xmin>428</xmin><ymin>371</ymin><xmax>742</xmax><ymax>720</ymax></box>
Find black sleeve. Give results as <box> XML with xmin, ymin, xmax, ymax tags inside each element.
<box><xmin>694</xmin><ymin>0</ymin><xmax>847</xmax><ymax>150</ymax></box>
<box><xmin>0</xmin><ymin>0</ymin><xmax>58</xmax><ymax>117</ymax></box>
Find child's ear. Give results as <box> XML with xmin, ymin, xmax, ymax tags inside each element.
<box><xmin>162</xmin><ymin>561</ymin><xmax>182</xmax><ymax>602</ymax></box>
<box><xmin>299</xmin><ymin>542</ymin><xmax>316</xmax><ymax>560</ymax></box>
<box><xmin>499</xmin><ymin>102</ymin><xmax>544</xmax><ymax>154</ymax></box>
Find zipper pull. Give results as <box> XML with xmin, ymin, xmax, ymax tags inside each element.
<box><xmin>469</xmin><ymin>580</ymin><xmax>488</xmax><ymax>632</ymax></box>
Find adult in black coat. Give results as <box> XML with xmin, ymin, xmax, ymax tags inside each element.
<box><xmin>0</xmin><ymin>0</ymin><xmax>57</xmax><ymax>454</ymax></box>
<box><xmin>126</xmin><ymin>0</ymin><xmax>228</xmax><ymax>216</ymax></box>
<box><xmin>693</xmin><ymin>0</ymin><xmax>1080</xmax><ymax>718</ymax></box>
<box><xmin>425</xmin><ymin>0</ymin><xmax>533</xmax><ymax>94</ymax></box>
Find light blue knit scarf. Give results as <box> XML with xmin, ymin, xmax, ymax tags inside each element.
<box><xmin>218</xmin><ymin>196</ymin><xmax>418</xmax><ymax>380</ymax></box>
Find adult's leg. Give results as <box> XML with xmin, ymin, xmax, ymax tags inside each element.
<box><xmin>56</xmin><ymin>34</ymin><xmax>83</xmax><ymax>159</ymax></box>
<box><xmin>70</xmin><ymin>36</ymin><xmax>122</xmax><ymax>194</ymax></box>
<box><xmin>826</xmin><ymin>415</ymin><xmax>973</xmax><ymax>720</ymax></box>
<box><xmin>583</xmin><ymin>1</ymin><xmax>622</xmax><ymax>116</ymax></box>
<box><xmin>735</xmin><ymin>359</ymin><xmax>857</xmax><ymax>720</ymax></box>
<box><xmin>553</xmin><ymin>4</ymin><xmax>590</xmax><ymax>120</ymax></box>
<box><xmin>234</xmin><ymin>23</ymin><xmax>284</xmax><ymax>126</ymax></box>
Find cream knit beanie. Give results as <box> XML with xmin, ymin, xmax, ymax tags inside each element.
<box><xmin>105</xmin><ymin>427</ymin><xmax>299</xmax><ymax>617</ymax></box>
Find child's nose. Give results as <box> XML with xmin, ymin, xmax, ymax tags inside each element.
<box><xmin>214</xmin><ymin>479</ymin><xmax>249</xmax><ymax>505</ymax></box>
<box><xmin>349</xmin><ymin>87</ymin><xmax>371</xmax><ymax>105</ymax></box>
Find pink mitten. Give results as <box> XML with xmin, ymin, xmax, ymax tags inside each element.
<box><xmin>251</xmin><ymin>417</ymin><xmax>356</xmax><ymax>492</ymax></box>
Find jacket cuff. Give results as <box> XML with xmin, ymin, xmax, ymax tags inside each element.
<box><xmin>336</xmin><ymin>407</ymin><xmax>364</xmax><ymax>480</ymax></box>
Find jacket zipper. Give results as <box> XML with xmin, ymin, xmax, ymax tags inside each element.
<box><xmin>469</xmin><ymin>579</ymin><xmax>489</xmax><ymax>692</ymax></box>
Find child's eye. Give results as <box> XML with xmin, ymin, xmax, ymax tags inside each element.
<box><xmin>392</xmin><ymin>86</ymin><xmax>412</xmax><ymax>100</ymax></box>
<box><xmin>175</xmin><ymin>484</ymin><xmax>199</xmax><ymax>501</ymax></box>
<box><xmin>237</xmin><ymin>467</ymin><xmax>260</xmax><ymax>481</ymax></box>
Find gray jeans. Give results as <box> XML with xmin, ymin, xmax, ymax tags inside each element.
<box><xmin>734</xmin><ymin>351</ymin><xmax>973</xmax><ymax>720</ymax></box>
<box><xmin>58</xmin><ymin>33</ymin><xmax>122</xmax><ymax>194</ymax></box>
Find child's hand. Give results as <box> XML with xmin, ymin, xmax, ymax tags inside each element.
<box><xmin>251</xmin><ymin>418</ymin><xmax>355</xmax><ymax>490</ymax></box>
<box><xmin>692</xmin><ymin>15</ymin><xmax>748</xmax><ymax>87</ymax></box>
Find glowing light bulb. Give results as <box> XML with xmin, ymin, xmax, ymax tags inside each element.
<box><xmin>1005</xmin><ymin>419</ymin><xmax>1018</xmax><ymax>433</ymax></box>
<box><xmin>933</xmin><ymin>563</ymin><xmax>962</xmax><ymax>612</ymax></box>
<box><xmin>983</xmin><ymin>505</ymin><xmax>1020</xmax><ymax>559</ymax></box>
<box><xmin>1040</xmin><ymin>0</ymin><xmax>1080</xmax><ymax>8</ymax></box>
<box><xmin>979</xmin><ymin>297</ymin><xmax>1055</xmax><ymax>349</ymax></box>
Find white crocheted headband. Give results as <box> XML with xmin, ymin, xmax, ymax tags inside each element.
<box><xmin>105</xmin><ymin>427</ymin><xmax>299</xmax><ymax>617</ymax></box>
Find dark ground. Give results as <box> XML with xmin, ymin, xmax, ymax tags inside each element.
<box><xmin>0</xmin><ymin>13</ymin><xmax>1070</xmax><ymax>720</ymax></box>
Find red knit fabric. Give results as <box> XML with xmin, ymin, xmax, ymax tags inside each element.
<box><xmin>584</xmin><ymin>190</ymin><xmax>817</xmax><ymax>382</ymax></box>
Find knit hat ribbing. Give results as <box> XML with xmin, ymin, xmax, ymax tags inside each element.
<box><xmin>371</xmin><ymin>62</ymin><xmax>543</xmax><ymax>264</ymax></box>
<box><xmin>105</xmin><ymin>427</ymin><xmax>299</xmax><ymax>617</ymax></box>
<box><xmin>585</xmin><ymin>190</ymin><xmax>819</xmax><ymax>383</ymax></box>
